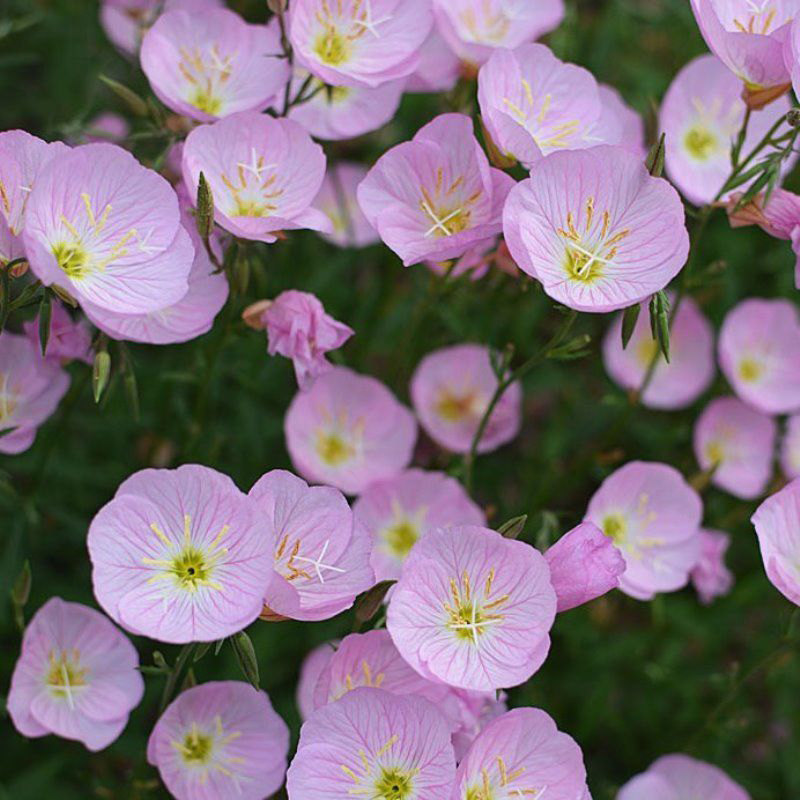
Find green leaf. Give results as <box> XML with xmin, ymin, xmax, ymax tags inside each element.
<box><xmin>230</xmin><ymin>631</ymin><xmax>260</xmax><ymax>689</ymax></box>
<box><xmin>99</xmin><ymin>74</ymin><xmax>149</xmax><ymax>117</ymax></box>
<box><xmin>621</xmin><ymin>303</ymin><xmax>641</xmax><ymax>350</ymax></box>
<box><xmin>645</xmin><ymin>133</ymin><xmax>666</xmax><ymax>177</ymax></box>
<box><xmin>354</xmin><ymin>580</ymin><xmax>396</xmax><ymax>626</ymax></box>
<box><xmin>497</xmin><ymin>514</ymin><xmax>527</xmax><ymax>540</ymax></box>
<box><xmin>38</xmin><ymin>291</ymin><xmax>52</xmax><ymax>357</ymax></box>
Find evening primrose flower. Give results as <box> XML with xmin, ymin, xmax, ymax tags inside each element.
<box><xmin>410</xmin><ymin>343</ymin><xmax>522</xmax><ymax>455</ymax></box>
<box><xmin>313</xmin><ymin>162</ymin><xmax>380</xmax><ymax>248</ymax></box>
<box><xmin>693</xmin><ymin>396</ymin><xmax>777</xmax><ymax>500</ymax></box>
<box><xmin>432</xmin><ymin>0</ymin><xmax>565</xmax><ymax>66</ymax></box>
<box><xmin>602</xmin><ymin>295</ymin><xmax>715</xmax><ymax>410</ymax></box>
<box><xmin>140</xmin><ymin>9</ymin><xmax>289</xmax><ymax>122</ymax></box>
<box><xmin>718</xmin><ymin>298</ymin><xmax>800</xmax><ymax>414</ymax></box>
<box><xmin>354</xmin><ymin>468</ymin><xmax>486</xmax><ymax>581</ymax></box>
<box><xmin>0</xmin><ymin>333</ymin><xmax>70</xmax><ymax>456</ymax></box>
<box><xmin>454</xmin><ymin>708</ymin><xmax>588</xmax><ymax>800</ymax></box>
<box><xmin>23</xmin><ymin>301</ymin><xmax>93</xmax><ymax>364</ymax></box>
<box><xmin>585</xmin><ymin>461</ymin><xmax>703</xmax><ymax>601</ymax></box>
<box><xmin>752</xmin><ymin>478</ymin><xmax>800</xmax><ymax>606</ymax></box>
<box><xmin>289</xmin><ymin>0</ymin><xmax>433</xmax><ymax>88</ymax></box>
<box><xmin>286</xmin><ymin>688</ymin><xmax>456</xmax><ymax>800</ymax></box>
<box><xmin>147</xmin><ymin>681</ymin><xmax>289</xmax><ymax>800</ymax></box>
<box><xmin>284</xmin><ymin>366</ymin><xmax>417</xmax><ymax>495</ymax></box>
<box><xmin>781</xmin><ymin>413</ymin><xmax>800</xmax><ymax>478</ymax></box>
<box><xmin>660</xmin><ymin>54</ymin><xmax>793</xmax><ymax>205</ymax></box>
<box><xmin>357</xmin><ymin>113</ymin><xmax>515</xmax><ymax>266</ymax></box>
<box><xmin>691</xmin><ymin>529</ymin><xmax>735</xmax><ymax>605</ymax></box>
<box><xmin>249</xmin><ymin>469</ymin><xmax>374</xmax><ymax>621</ymax></box>
<box><xmin>619</xmin><ymin>753</ymin><xmax>750</xmax><ymax>800</ymax></box>
<box><xmin>478</xmin><ymin>44</ymin><xmax>623</xmax><ymax>168</ymax></box>
<box><xmin>406</xmin><ymin>29</ymin><xmax>461</xmax><ymax>93</ymax></box>
<box><xmin>387</xmin><ymin>525</ymin><xmax>557</xmax><ymax>691</ymax></box>
<box><xmin>296</xmin><ymin>641</ymin><xmax>336</xmax><ymax>721</ymax></box>
<box><xmin>503</xmin><ymin>145</ymin><xmax>690</xmax><ymax>313</ymax></box>
<box><xmin>23</xmin><ymin>143</ymin><xmax>193</xmax><ymax>315</ymax></box>
<box><xmin>7</xmin><ymin>597</ymin><xmax>144</xmax><ymax>751</ymax></box>
<box><xmin>182</xmin><ymin>111</ymin><xmax>331</xmax><ymax>243</ymax></box>
<box><xmin>87</xmin><ymin>464</ymin><xmax>273</xmax><ymax>643</ymax></box>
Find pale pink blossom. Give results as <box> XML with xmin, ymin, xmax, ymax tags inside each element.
<box><xmin>407</xmin><ymin>29</ymin><xmax>461</xmax><ymax>93</ymax></box>
<box><xmin>691</xmin><ymin>528</ymin><xmax>734</xmax><ymax>605</ymax></box>
<box><xmin>296</xmin><ymin>641</ymin><xmax>336</xmax><ymax>721</ymax></box>
<box><xmin>23</xmin><ymin>302</ymin><xmax>93</xmax><ymax>364</ymax></box>
<box><xmin>313</xmin><ymin>162</ymin><xmax>380</xmax><ymax>248</ymax></box>
<box><xmin>599</xmin><ymin>84</ymin><xmax>646</xmax><ymax>159</ymax></box>
<box><xmin>781</xmin><ymin>413</ymin><xmax>800</xmax><ymax>478</ymax></box>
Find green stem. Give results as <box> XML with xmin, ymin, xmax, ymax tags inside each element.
<box><xmin>159</xmin><ymin>643</ymin><xmax>195</xmax><ymax>712</ymax></box>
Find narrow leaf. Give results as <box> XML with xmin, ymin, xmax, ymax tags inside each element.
<box><xmin>354</xmin><ymin>580</ymin><xmax>396</xmax><ymax>625</ymax></box>
<box><xmin>621</xmin><ymin>303</ymin><xmax>641</xmax><ymax>349</ymax></box>
<box><xmin>230</xmin><ymin>631</ymin><xmax>260</xmax><ymax>689</ymax></box>
<box><xmin>645</xmin><ymin>133</ymin><xmax>666</xmax><ymax>177</ymax></box>
<box><xmin>38</xmin><ymin>291</ymin><xmax>52</xmax><ymax>357</ymax></box>
<box><xmin>99</xmin><ymin>74</ymin><xmax>149</xmax><ymax>117</ymax></box>
<box><xmin>497</xmin><ymin>514</ymin><xmax>527</xmax><ymax>540</ymax></box>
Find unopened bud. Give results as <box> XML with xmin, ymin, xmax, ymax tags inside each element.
<box><xmin>788</xmin><ymin>108</ymin><xmax>800</xmax><ymax>128</ymax></box>
<box><xmin>645</xmin><ymin>133</ymin><xmax>666</xmax><ymax>177</ymax></box>
<box><xmin>743</xmin><ymin>82</ymin><xmax>791</xmax><ymax>111</ymax></box>
<box><xmin>8</xmin><ymin>259</ymin><xmax>28</xmax><ymax>278</ymax></box>
<box><xmin>93</xmin><ymin>350</ymin><xmax>112</xmax><ymax>404</ymax></box>
<box><xmin>242</xmin><ymin>299</ymin><xmax>272</xmax><ymax>330</ymax></box>
<box><xmin>267</xmin><ymin>0</ymin><xmax>287</xmax><ymax>12</ymax></box>
<box><xmin>196</xmin><ymin>172</ymin><xmax>215</xmax><ymax>239</ymax></box>
<box><xmin>51</xmin><ymin>284</ymin><xmax>78</xmax><ymax>307</ymax></box>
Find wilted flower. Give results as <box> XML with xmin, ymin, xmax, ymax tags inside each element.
<box><xmin>284</xmin><ymin>366</ymin><xmax>417</xmax><ymax>495</ymax></box>
<box><xmin>503</xmin><ymin>145</ymin><xmax>689</xmax><ymax>312</ymax></box>
<box><xmin>585</xmin><ymin>461</ymin><xmax>703</xmax><ymax>601</ymax></box>
<box><xmin>453</xmin><ymin>708</ymin><xmax>587</xmax><ymax>800</ymax></box>
<box><xmin>432</xmin><ymin>0</ymin><xmax>565</xmax><ymax>66</ymax></box>
<box><xmin>354</xmin><ymin>468</ymin><xmax>485</xmax><ymax>581</ymax></box>
<box><xmin>781</xmin><ymin>413</ymin><xmax>800</xmax><ymax>478</ymax></box>
<box><xmin>24</xmin><ymin>143</ymin><xmax>193</xmax><ymax>314</ymax></box>
<box><xmin>7</xmin><ymin>597</ymin><xmax>143</xmax><ymax>751</ymax></box>
<box><xmin>23</xmin><ymin>301</ymin><xmax>92</xmax><ymax>364</ymax></box>
<box><xmin>263</xmin><ymin>290</ymin><xmax>354</xmax><ymax>390</ymax></box>
<box><xmin>602</xmin><ymin>295</ymin><xmax>715</xmax><ymax>410</ymax></box>
<box><xmin>387</xmin><ymin>525</ymin><xmax>557</xmax><ymax>691</ymax></box>
<box><xmin>619</xmin><ymin>753</ymin><xmax>750</xmax><ymax>800</ymax></box>
<box><xmin>0</xmin><ymin>333</ymin><xmax>70</xmax><ymax>455</ymax></box>
<box><xmin>182</xmin><ymin>111</ymin><xmax>331</xmax><ymax>242</ymax></box>
<box><xmin>690</xmin><ymin>0</ymin><xmax>793</xmax><ymax>101</ymax></box>
<box><xmin>719</xmin><ymin>298</ymin><xmax>800</xmax><ymax>415</ymax></box>
<box><xmin>410</xmin><ymin>343</ymin><xmax>522</xmax><ymax>455</ymax></box>
<box><xmin>543</xmin><ymin>522</ymin><xmax>625</xmax><ymax>612</ymax></box>
<box><xmin>313</xmin><ymin>162</ymin><xmax>380</xmax><ymax>248</ymax></box>
<box><xmin>286</xmin><ymin>688</ymin><xmax>455</xmax><ymax>799</ymax></box>
<box><xmin>289</xmin><ymin>0</ymin><xmax>432</xmax><ymax>88</ymax></box>
<box><xmin>249</xmin><ymin>469</ymin><xmax>374</xmax><ymax>621</ymax></box>
<box><xmin>357</xmin><ymin>113</ymin><xmax>514</xmax><ymax>266</ymax></box>
<box><xmin>141</xmin><ymin>9</ymin><xmax>289</xmax><ymax>122</ymax></box>
<box><xmin>478</xmin><ymin>44</ymin><xmax>623</xmax><ymax>168</ymax></box>
<box><xmin>693</xmin><ymin>396</ymin><xmax>777</xmax><ymax>500</ymax></box>
<box><xmin>752</xmin><ymin>478</ymin><xmax>800</xmax><ymax>606</ymax></box>
<box><xmin>691</xmin><ymin>529</ymin><xmax>734</xmax><ymax>605</ymax></box>
<box><xmin>88</xmin><ymin>464</ymin><xmax>273</xmax><ymax>643</ymax></box>
<box><xmin>296</xmin><ymin>641</ymin><xmax>336</xmax><ymax>721</ymax></box>
<box><xmin>288</xmin><ymin>72</ymin><xmax>405</xmax><ymax>140</ymax></box>
<box><xmin>406</xmin><ymin>29</ymin><xmax>461</xmax><ymax>93</ymax></box>
<box><xmin>147</xmin><ymin>681</ymin><xmax>289</xmax><ymax>800</ymax></box>
<box><xmin>660</xmin><ymin>54</ymin><xmax>793</xmax><ymax>205</ymax></box>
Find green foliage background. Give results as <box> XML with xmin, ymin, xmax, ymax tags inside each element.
<box><xmin>1</xmin><ymin>1</ymin><xmax>799</xmax><ymax>797</ymax></box>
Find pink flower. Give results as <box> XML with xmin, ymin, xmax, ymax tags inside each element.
<box><xmin>23</xmin><ymin>301</ymin><xmax>93</xmax><ymax>364</ymax></box>
<box><xmin>83</xmin><ymin>112</ymin><xmax>130</xmax><ymax>144</ymax></box>
<box><xmin>284</xmin><ymin>366</ymin><xmax>417</xmax><ymax>495</ymax></box>
<box><xmin>425</xmin><ymin>238</ymin><xmax>499</xmax><ymax>281</ymax></box>
<box><xmin>599</xmin><ymin>84</ymin><xmax>646</xmax><ymax>159</ymax></box>
<box><xmin>296</xmin><ymin>641</ymin><xmax>336</xmax><ymax>720</ymax></box>
<box><xmin>691</xmin><ymin>528</ymin><xmax>734</xmax><ymax>605</ymax></box>
<box><xmin>585</xmin><ymin>461</ymin><xmax>703</xmax><ymax>601</ymax></box>
<box><xmin>387</xmin><ymin>525</ymin><xmax>557</xmax><ymax>691</ymax></box>
<box><xmin>410</xmin><ymin>343</ymin><xmax>522</xmax><ymax>455</ymax></box>
<box><xmin>619</xmin><ymin>753</ymin><xmax>750</xmax><ymax>800</ymax></box>
<box><xmin>249</xmin><ymin>469</ymin><xmax>374</xmax><ymax>621</ymax></box>
<box><xmin>100</xmin><ymin>0</ymin><xmax>223</xmax><ymax>56</ymax></box>
<box><xmin>289</xmin><ymin>0</ymin><xmax>432</xmax><ymax>88</ymax></box>
<box><xmin>23</xmin><ymin>143</ymin><xmax>193</xmax><ymax>315</ymax></box>
<box><xmin>354</xmin><ymin>468</ymin><xmax>486</xmax><ymax>581</ymax></box>
<box><xmin>449</xmin><ymin>689</ymin><xmax>508</xmax><ymax>763</ymax></box>
<box><xmin>752</xmin><ymin>478</ymin><xmax>800</xmax><ymax>606</ymax></box>
<box><xmin>141</xmin><ymin>10</ymin><xmax>289</xmax><ymax>122</ymax></box>
<box><xmin>453</xmin><ymin>708</ymin><xmax>587</xmax><ymax>800</ymax></box>
<box><xmin>313</xmin><ymin>162</ymin><xmax>380</xmax><ymax>248</ymax></box>
<box><xmin>357</xmin><ymin>113</ymin><xmax>515</xmax><ymax>266</ymax></box>
<box><xmin>263</xmin><ymin>290</ymin><xmax>354</xmax><ymax>390</ymax></box>
<box><xmin>182</xmin><ymin>111</ymin><xmax>331</xmax><ymax>243</ymax></box>
<box><xmin>433</xmin><ymin>0</ymin><xmax>565</xmax><ymax>66</ymax></box>
<box><xmin>286</xmin><ymin>688</ymin><xmax>456</xmax><ymax>799</ymax></box>
<box><xmin>719</xmin><ymin>297</ymin><xmax>800</xmax><ymax>414</ymax></box>
<box><xmin>288</xmin><ymin>71</ymin><xmax>405</xmax><ymax>140</ymax></box>
<box><xmin>781</xmin><ymin>413</ymin><xmax>800</xmax><ymax>478</ymax></box>
<box><xmin>726</xmin><ymin>188</ymin><xmax>800</xmax><ymax>239</ymax></box>
<box><xmin>504</xmin><ymin>145</ymin><xmax>690</xmax><ymax>312</ymax></box>
<box><xmin>147</xmin><ymin>681</ymin><xmax>289</xmax><ymax>800</ymax></box>
<box><xmin>693</xmin><ymin>396</ymin><xmax>777</xmax><ymax>499</ymax></box>
<box><xmin>602</xmin><ymin>295</ymin><xmax>715</xmax><ymax>410</ymax></box>
<box><xmin>690</xmin><ymin>0</ymin><xmax>793</xmax><ymax>92</ymax></box>
<box><xmin>81</xmin><ymin>187</ymin><xmax>229</xmax><ymax>344</ymax></box>
<box><xmin>406</xmin><ymin>29</ymin><xmax>461</xmax><ymax>93</ymax></box>
<box><xmin>478</xmin><ymin>44</ymin><xmax>623</xmax><ymax>168</ymax></box>
<box><xmin>660</xmin><ymin>54</ymin><xmax>793</xmax><ymax>206</ymax></box>
<box><xmin>543</xmin><ymin>521</ymin><xmax>625</xmax><ymax>612</ymax></box>
<box><xmin>7</xmin><ymin>597</ymin><xmax>143</xmax><ymax>751</ymax></box>
<box><xmin>0</xmin><ymin>333</ymin><xmax>70</xmax><ymax>455</ymax></box>
<box><xmin>87</xmin><ymin>464</ymin><xmax>273</xmax><ymax>643</ymax></box>
<box><xmin>0</xmin><ymin>130</ymin><xmax>69</xmax><ymax>238</ymax></box>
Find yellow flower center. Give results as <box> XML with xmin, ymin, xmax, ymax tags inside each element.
<box><xmin>444</xmin><ymin>570</ymin><xmax>508</xmax><ymax>644</ymax></box>
<box><xmin>374</xmin><ymin>767</ymin><xmax>416</xmax><ymax>800</ymax></box>
<box><xmin>190</xmin><ymin>87</ymin><xmax>223</xmax><ymax>116</ymax></box>
<box><xmin>314</xmin><ymin>26</ymin><xmax>351</xmax><ymax>65</ymax></box>
<box><xmin>178</xmin><ymin>728</ymin><xmax>214</xmax><ymax>765</ymax></box>
<box><xmin>706</xmin><ymin>440</ymin><xmax>725</xmax><ymax>466</ymax></box>
<box><xmin>316</xmin><ymin>430</ymin><xmax>355</xmax><ymax>466</ymax></box>
<box><xmin>603</xmin><ymin>513</ymin><xmax>627</xmax><ymax>544</ymax></box>
<box><xmin>436</xmin><ymin>389</ymin><xmax>480</xmax><ymax>422</ymax></box>
<box><xmin>46</xmin><ymin>649</ymin><xmax>88</xmax><ymax>701</ymax></box>
<box><xmin>383</xmin><ymin>520</ymin><xmax>419</xmax><ymax>558</ymax></box>
<box><xmin>684</xmin><ymin>126</ymin><xmax>719</xmax><ymax>160</ymax></box>
<box><xmin>52</xmin><ymin>241</ymin><xmax>90</xmax><ymax>279</ymax></box>
<box><xmin>739</xmin><ymin>357</ymin><xmax>763</xmax><ymax>383</ymax></box>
